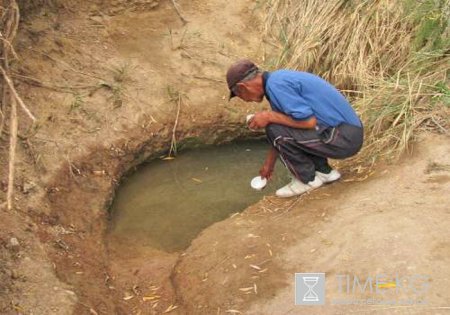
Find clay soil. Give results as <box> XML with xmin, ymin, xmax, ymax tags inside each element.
<box><xmin>0</xmin><ymin>1</ymin><xmax>449</xmax><ymax>315</ymax></box>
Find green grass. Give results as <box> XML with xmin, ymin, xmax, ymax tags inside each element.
<box><xmin>405</xmin><ymin>0</ymin><xmax>450</xmax><ymax>52</ymax></box>
<box><xmin>69</xmin><ymin>93</ymin><xmax>84</xmax><ymax>113</ymax></box>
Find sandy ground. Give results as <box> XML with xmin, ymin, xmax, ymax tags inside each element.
<box><xmin>0</xmin><ymin>1</ymin><xmax>449</xmax><ymax>314</ymax></box>
<box><xmin>174</xmin><ymin>134</ymin><xmax>450</xmax><ymax>315</ymax></box>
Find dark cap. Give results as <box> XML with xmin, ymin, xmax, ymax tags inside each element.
<box><xmin>226</xmin><ymin>59</ymin><xmax>259</xmax><ymax>99</ymax></box>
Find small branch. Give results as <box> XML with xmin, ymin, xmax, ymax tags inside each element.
<box><xmin>0</xmin><ymin>37</ymin><xmax>19</xmax><ymax>61</ymax></box>
<box><xmin>0</xmin><ymin>107</ymin><xmax>4</xmax><ymax>137</ymax></box>
<box><xmin>168</xmin><ymin>94</ymin><xmax>182</xmax><ymax>157</ymax></box>
<box><xmin>431</xmin><ymin>116</ymin><xmax>449</xmax><ymax>134</ymax></box>
<box><xmin>3</xmin><ymin>0</ymin><xmax>21</xmax><ymax>211</ymax></box>
<box><xmin>170</xmin><ymin>0</ymin><xmax>188</xmax><ymax>24</ymax></box>
<box><xmin>7</xmin><ymin>96</ymin><xmax>17</xmax><ymax>211</ymax></box>
<box><xmin>0</xmin><ymin>66</ymin><xmax>36</xmax><ymax>121</ymax></box>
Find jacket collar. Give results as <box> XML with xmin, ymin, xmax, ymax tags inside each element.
<box><xmin>262</xmin><ymin>71</ymin><xmax>271</xmax><ymax>102</ymax></box>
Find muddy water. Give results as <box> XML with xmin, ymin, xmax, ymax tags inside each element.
<box><xmin>109</xmin><ymin>140</ymin><xmax>290</xmax><ymax>252</ymax></box>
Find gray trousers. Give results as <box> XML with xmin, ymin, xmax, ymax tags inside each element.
<box><xmin>266</xmin><ymin>123</ymin><xmax>364</xmax><ymax>183</ymax></box>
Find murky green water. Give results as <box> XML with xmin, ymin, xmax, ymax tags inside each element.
<box><xmin>109</xmin><ymin>140</ymin><xmax>289</xmax><ymax>252</ymax></box>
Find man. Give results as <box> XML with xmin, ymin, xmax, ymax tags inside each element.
<box><xmin>226</xmin><ymin>59</ymin><xmax>363</xmax><ymax>197</ymax></box>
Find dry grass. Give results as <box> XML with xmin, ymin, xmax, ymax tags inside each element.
<box><xmin>264</xmin><ymin>0</ymin><xmax>414</xmax><ymax>88</ymax></box>
<box><xmin>263</xmin><ymin>0</ymin><xmax>450</xmax><ymax>168</ymax></box>
<box><xmin>354</xmin><ymin>54</ymin><xmax>449</xmax><ymax>163</ymax></box>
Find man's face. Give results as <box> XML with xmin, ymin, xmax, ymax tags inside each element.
<box><xmin>234</xmin><ymin>77</ymin><xmax>264</xmax><ymax>102</ymax></box>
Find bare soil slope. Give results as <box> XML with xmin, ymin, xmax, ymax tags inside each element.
<box><xmin>174</xmin><ymin>134</ymin><xmax>450</xmax><ymax>314</ymax></box>
<box><xmin>0</xmin><ymin>1</ymin><xmax>448</xmax><ymax>315</ymax></box>
<box><xmin>1</xmin><ymin>0</ymin><xmax>266</xmax><ymax>313</ymax></box>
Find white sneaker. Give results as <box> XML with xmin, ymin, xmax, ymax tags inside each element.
<box><xmin>275</xmin><ymin>177</ymin><xmax>323</xmax><ymax>198</ymax></box>
<box><xmin>315</xmin><ymin>169</ymin><xmax>341</xmax><ymax>184</ymax></box>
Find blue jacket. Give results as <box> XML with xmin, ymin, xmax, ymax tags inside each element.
<box><xmin>263</xmin><ymin>70</ymin><xmax>362</xmax><ymax>128</ymax></box>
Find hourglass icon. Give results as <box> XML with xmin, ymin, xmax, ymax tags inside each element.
<box><xmin>303</xmin><ymin>276</ymin><xmax>319</xmax><ymax>302</ymax></box>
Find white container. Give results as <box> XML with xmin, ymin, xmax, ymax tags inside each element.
<box><xmin>250</xmin><ymin>176</ymin><xmax>267</xmax><ymax>190</ymax></box>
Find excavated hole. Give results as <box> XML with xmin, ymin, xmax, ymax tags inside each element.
<box><xmin>108</xmin><ymin>139</ymin><xmax>289</xmax><ymax>253</ymax></box>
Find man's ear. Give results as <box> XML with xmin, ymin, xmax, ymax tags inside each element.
<box><xmin>236</xmin><ymin>82</ymin><xmax>247</xmax><ymax>94</ymax></box>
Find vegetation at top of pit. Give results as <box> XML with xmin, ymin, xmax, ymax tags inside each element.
<box><xmin>263</xmin><ymin>0</ymin><xmax>450</xmax><ymax>168</ymax></box>
<box><xmin>405</xmin><ymin>0</ymin><xmax>449</xmax><ymax>52</ymax></box>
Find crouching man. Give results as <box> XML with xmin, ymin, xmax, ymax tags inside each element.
<box><xmin>226</xmin><ymin>59</ymin><xmax>364</xmax><ymax>197</ymax></box>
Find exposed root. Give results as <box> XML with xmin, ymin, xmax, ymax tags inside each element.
<box><xmin>1</xmin><ymin>0</ymin><xmax>35</xmax><ymax>210</ymax></box>
<box><xmin>168</xmin><ymin>93</ymin><xmax>182</xmax><ymax>158</ymax></box>
<box><xmin>0</xmin><ymin>66</ymin><xmax>36</xmax><ymax>121</ymax></box>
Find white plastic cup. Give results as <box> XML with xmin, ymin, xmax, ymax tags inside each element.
<box><xmin>250</xmin><ymin>176</ymin><xmax>267</xmax><ymax>190</ymax></box>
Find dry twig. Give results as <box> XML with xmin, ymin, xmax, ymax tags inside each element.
<box><xmin>170</xmin><ymin>0</ymin><xmax>188</xmax><ymax>24</ymax></box>
<box><xmin>168</xmin><ymin>93</ymin><xmax>182</xmax><ymax>157</ymax></box>
<box><xmin>1</xmin><ymin>0</ymin><xmax>28</xmax><ymax>211</ymax></box>
<box><xmin>6</xmin><ymin>97</ymin><xmax>17</xmax><ymax>210</ymax></box>
<box><xmin>0</xmin><ymin>66</ymin><xmax>36</xmax><ymax>121</ymax></box>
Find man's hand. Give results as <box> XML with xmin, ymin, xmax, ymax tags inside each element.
<box><xmin>260</xmin><ymin>147</ymin><xmax>279</xmax><ymax>180</ymax></box>
<box><xmin>248</xmin><ymin>111</ymin><xmax>270</xmax><ymax>129</ymax></box>
<box><xmin>259</xmin><ymin>162</ymin><xmax>274</xmax><ymax>180</ymax></box>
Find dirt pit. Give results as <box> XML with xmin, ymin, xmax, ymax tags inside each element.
<box><xmin>106</xmin><ymin>134</ymin><xmax>450</xmax><ymax>315</ymax></box>
<box><xmin>0</xmin><ymin>1</ymin><xmax>449</xmax><ymax>315</ymax></box>
<box><xmin>108</xmin><ymin>140</ymin><xmax>289</xmax><ymax>253</ymax></box>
